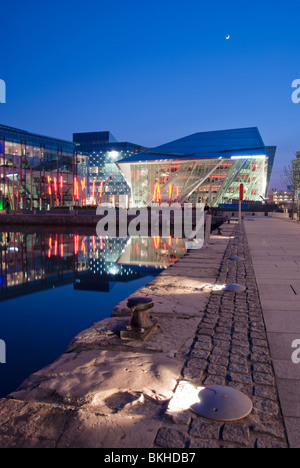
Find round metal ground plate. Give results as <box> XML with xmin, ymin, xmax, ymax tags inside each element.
<box><xmin>225</xmin><ymin>283</ymin><xmax>246</xmax><ymax>292</ymax></box>
<box><xmin>190</xmin><ymin>385</ymin><xmax>253</xmax><ymax>422</ymax></box>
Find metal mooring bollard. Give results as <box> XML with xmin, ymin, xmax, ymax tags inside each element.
<box><xmin>120</xmin><ymin>297</ymin><xmax>158</xmax><ymax>341</ymax></box>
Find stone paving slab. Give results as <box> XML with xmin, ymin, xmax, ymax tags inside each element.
<box><xmin>267</xmin><ymin>333</ymin><xmax>300</xmax><ymax>361</ymax></box>
<box><xmin>263</xmin><ymin>310</ymin><xmax>300</xmax><ymax>334</ymax></box>
<box><xmin>244</xmin><ymin>217</ymin><xmax>300</xmax><ymax>448</ymax></box>
<box><xmin>276</xmin><ymin>380</ymin><xmax>300</xmax><ymax>418</ymax></box>
<box><xmin>253</xmin><ymin>270</ymin><xmax>300</xmax><ymax>280</ymax></box>
<box><xmin>259</xmin><ymin>301</ymin><xmax>300</xmax><ymax>311</ymax></box>
<box><xmin>284</xmin><ymin>418</ymin><xmax>300</xmax><ymax>449</ymax></box>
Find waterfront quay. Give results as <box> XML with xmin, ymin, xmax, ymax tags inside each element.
<box><xmin>0</xmin><ymin>211</ymin><xmax>101</xmax><ymax>227</ymax></box>
<box><xmin>0</xmin><ymin>217</ymin><xmax>298</xmax><ymax>448</ymax></box>
<box><xmin>0</xmin><ymin>206</ymin><xmax>207</xmax><ymax>232</ymax></box>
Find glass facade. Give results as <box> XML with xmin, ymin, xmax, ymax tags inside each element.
<box><xmin>0</xmin><ymin>124</ymin><xmax>88</xmax><ymax>210</ymax></box>
<box><xmin>118</xmin><ymin>156</ymin><xmax>268</xmax><ymax>207</ymax></box>
<box><xmin>118</xmin><ymin>128</ymin><xmax>274</xmax><ymax>208</ymax></box>
<box><xmin>73</xmin><ymin>131</ymin><xmax>146</xmax><ymax>207</ymax></box>
<box><xmin>265</xmin><ymin>146</ymin><xmax>277</xmax><ymax>197</ymax></box>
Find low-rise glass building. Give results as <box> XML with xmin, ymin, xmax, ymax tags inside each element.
<box><xmin>117</xmin><ymin>128</ymin><xmax>276</xmax><ymax>208</ymax></box>
<box><xmin>0</xmin><ymin>124</ymin><xmax>88</xmax><ymax>210</ymax></box>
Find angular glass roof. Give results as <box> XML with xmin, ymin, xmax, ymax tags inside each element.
<box><xmin>121</xmin><ymin>127</ymin><xmax>267</xmax><ymax>162</ymax></box>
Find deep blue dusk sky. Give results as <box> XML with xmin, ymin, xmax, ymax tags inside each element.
<box><xmin>1</xmin><ymin>0</ymin><xmax>300</xmax><ymax>188</ymax></box>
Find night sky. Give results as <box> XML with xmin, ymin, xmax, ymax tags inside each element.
<box><xmin>1</xmin><ymin>0</ymin><xmax>300</xmax><ymax>188</ymax></box>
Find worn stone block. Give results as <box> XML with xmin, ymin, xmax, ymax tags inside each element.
<box><xmin>155</xmin><ymin>426</ymin><xmax>186</xmax><ymax>448</ymax></box>
<box><xmin>222</xmin><ymin>424</ymin><xmax>250</xmax><ymax>447</ymax></box>
<box><xmin>189</xmin><ymin>419</ymin><xmax>221</xmax><ymax>440</ymax></box>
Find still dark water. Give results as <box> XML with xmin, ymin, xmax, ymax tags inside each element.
<box><xmin>0</xmin><ymin>228</ymin><xmax>187</xmax><ymax>397</ymax></box>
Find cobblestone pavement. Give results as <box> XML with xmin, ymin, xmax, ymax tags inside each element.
<box><xmin>154</xmin><ymin>223</ymin><xmax>289</xmax><ymax>449</ymax></box>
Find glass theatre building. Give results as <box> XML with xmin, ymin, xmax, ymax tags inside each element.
<box><xmin>117</xmin><ymin>128</ymin><xmax>276</xmax><ymax>208</ymax></box>
<box><xmin>0</xmin><ymin>124</ymin><xmax>88</xmax><ymax>210</ymax></box>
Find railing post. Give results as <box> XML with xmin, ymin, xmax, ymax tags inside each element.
<box><xmin>204</xmin><ymin>214</ymin><xmax>212</xmax><ymax>246</ymax></box>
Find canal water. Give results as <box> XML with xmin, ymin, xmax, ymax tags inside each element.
<box><xmin>0</xmin><ymin>228</ymin><xmax>188</xmax><ymax>398</ymax></box>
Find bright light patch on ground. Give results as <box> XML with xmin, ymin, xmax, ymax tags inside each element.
<box><xmin>168</xmin><ymin>381</ymin><xmax>205</xmax><ymax>413</ymax></box>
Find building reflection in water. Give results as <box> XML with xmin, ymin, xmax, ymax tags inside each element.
<box><xmin>0</xmin><ymin>231</ymin><xmax>189</xmax><ymax>301</ymax></box>
<box><xmin>116</xmin><ymin>237</ymin><xmax>187</xmax><ymax>269</ymax></box>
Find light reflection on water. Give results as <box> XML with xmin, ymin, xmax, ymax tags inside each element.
<box><xmin>0</xmin><ymin>229</ymin><xmax>188</xmax><ymax>397</ymax></box>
